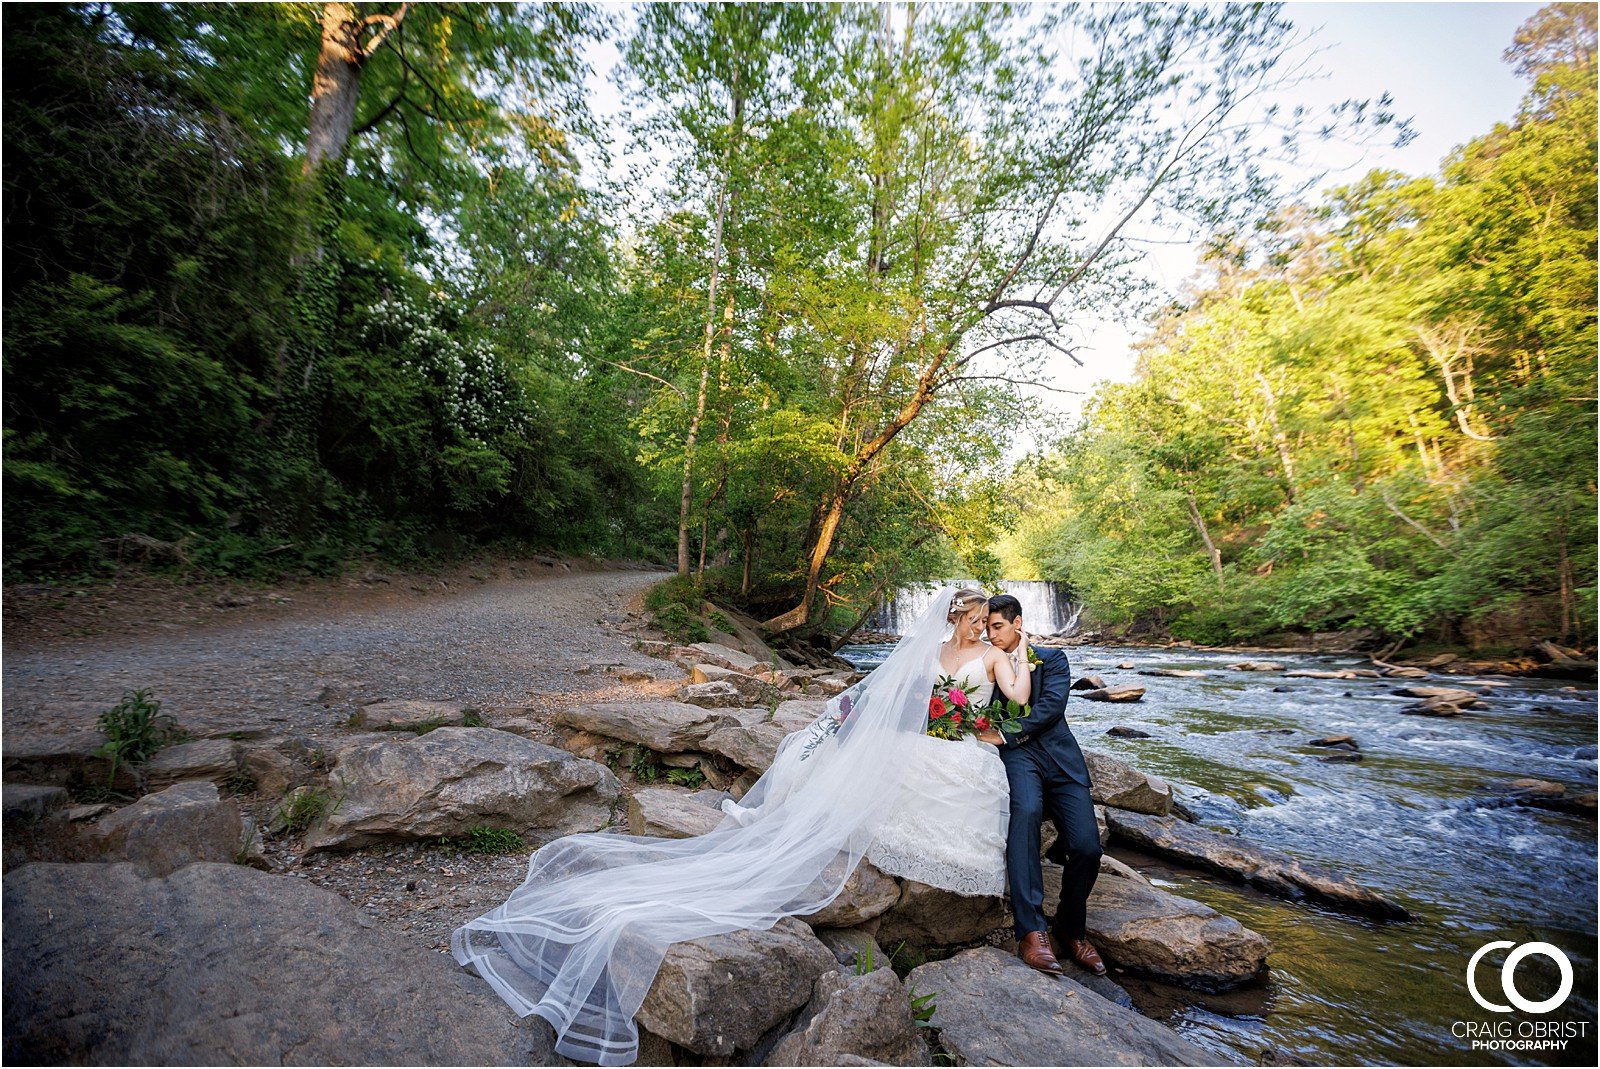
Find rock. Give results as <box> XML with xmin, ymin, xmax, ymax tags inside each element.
<box><xmin>1380</xmin><ymin>666</ymin><xmax>1430</xmax><ymax>679</ymax></box>
<box><xmin>1392</xmin><ymin>686</ymin><xmax>1478</xmax><ymax>702</ymax></box>
<box><xmin>2</xmin><ymin>783</ymin><xmax>68</xmax><ymax>822</ymax></box>
<box><xmin>1071</xmin><ymin>675</ymin><xmax>1108</xmax><ymax>691</ymax></box>
<box><xmin>304</xmin><ymin>728</ymin><xmax>619</xmax><ymax>852</ymax></box>
<box><xmin>1317</xmin><ymin>752</ymin><xmax>1363</xmax><ymax>762</ymax></box>
<box><xmin>238</xmin><ymin>738</ymin><xmax>311</xmax><ymax>797</ymax></box>
<box><xmin>1080</xmin><ymin>686</ymin><xmax>1146</xmax><ymax>703</ymax></box>
<box><xmin>1401</xmin><ymin>698</ymin><xmax>1470</xmax><ymax>717</ymax></box>
<box><xmin>772</xmin><ymin>700</ymin><xmax>829</xmax><ymax>732</ymax></box>
<box><xmin>354</xmin><ymin>699</ymin><xmax>472</xmax><ymax>730</ymax></box>
<box><xmin>690</xmin><ymin>642</ymin><xmax>763</xmax><ymax>673</ymax></box>
<box><xmin>2</xmin><ymin>862</ymin><xmax>554</xmax><ymax>1065</ymax></box>
<box><xmin>84</xmin><ymin>781</ymin><xmax>242</xmax><ymax>876</ymax></box>
<box><xmin>676</xmin><ymin>681</ymin><xmax>750</xmax><ymax>708</ymax></box>
<box><xmin>554</xmin><ymin>701</ymin><xmax>728</xmax><ymax>753</ymax></box>
<box><xmin>635</xmin><ymin>918</ymin><xmax>836</xmax><ymax>1057</ymax></box>
<box><xmin>66</xmin><ymin>803</ymin><xmax>113</xmax><ymax>822</ymax></box>
<box><xmin>1271</xmin><ymin>685</ymin><xmax>1292</xmax><ymax>692</ymax></box>
<box><xmin>1042</xmin><ymin>805</ymin><xmax>1110</xmax><ymax>857</ymax></box>
<box><xmin>807</xmin><ymin>675</ymin><xmax>851</xmax><ymax>696</ymax></box>
<box><xmin>1106</xmin><ymin>726</ymin><xmax>1152</xmax><ymax>738</ymax></box>
<box><xmin>1139</xmin><ymin>668</ymin><xmax>1208</xmax><ymax>678</ymax></box>
<box><xmin>814</xmin><ymin>928</ymin><xmax>891</xmax><ymax>972</ymax></box>
<box><xmin>701</xmin><ymin>714</ymin><xmax>787</xmax><ymax>772</ymax></box>
<box><xmin>1507</xmin><ymin>777</ymin><xmax>1566</xmax><ymax>796</ymax></box>
<box><xmin>690</xmin><ymin>663</ymin><xmax>783</xmax><ymax>700</ymax></box>
<box><xmin>1283</xmin><ymin>669</ymin><xmax>1356</xmax><ymax>679</ymax></box>
<box><xmin>870</xmin><ymin>879</ymin><xmax>1009</xmax><ymax>949</ymax></box>
<box><xmin>905</xmin><ymin>947</ymin><xmax>1228</xmax><ymax>1066</ymax></box>
<box><xmin>1083</xmin><ymin>865</ymin><xmax>1272</xmax><ymax>990</ymax></box>
<box><xmin>1116</xmin><ymin>661</ymin><xmax>1135</xmax><ymax>670</ymax></box>
<box><xmin>1084</xmin><ymin>750</ymin><xmax>1173</xmax><ymax>816</ymax></box>
<box><xmin>1</xmin><ymin>729</ymin><xmax>134</xmax><ymax>790</ymax></box>
<box><xmin>1104</xmin><ymin>809</ymin><xmax>1411</xmax><ymax>920</ymax></box>
<box><xmin>799</xmin><ymin>858</ymin><xmax>901</xmax><ymax>928</ymax></box>
<box><xmin>766</xmin><ymin>967</ymin><xmax>929</xmax><ymax>1067</ymax></box>
<box><xmin>628</xmin><ymin>788</ymin><xmax>728</xmax><ymax>838</ymax></box>
<box><xmin>1308</xmin><ymin>735</ymin><xmax>1359</xmax><ymax>749</ymax></box>
<box><xmin>1227</xmin><ymin>662</ymin><xmax>1285</xmax><ymax>672</ymax></box>
<box><xmin>141</xmin><ymin>738</ymin><xmax>240</xmax><ymax>791</ymax></box>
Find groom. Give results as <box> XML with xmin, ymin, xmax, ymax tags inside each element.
<box><xmin>977</xmin><ymin>594</ymin><xmax>1106</xmax><ymax>978</ymax></box>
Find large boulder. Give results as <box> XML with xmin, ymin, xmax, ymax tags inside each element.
<box><xmin>772</xmin><ymin>701</ymin><xmax>829</xmax><ymax>732</ymax></box>
<box><xmin>355</xmin><ymin>699</ymin><xmax>474</xmax><ymax>730</ymax></box>
<box><xmin>635</xmin><ymin>918</ymin><xmax>836</xmax><ymax>1057</ymax></box>
<box><xmin>690</xmin><ymin>642</ymin><xmax>764</xmax><ymax>673</ymax></box>
<box><xmin>1</xmin><ymin>728</ymin><xmax>133</xmax><ymax>790</ymax></box>
<box><xmin>1084</xmin><ymin>750</ymin><xmax>1173</xmax><ymax>815</ymax></box>
<box><xmin>304</xmin><ymin>728</ymin><xmax>619</xmax><ymax>852</ymax></box>
<box><xmin>701</xmin><ymin>714</ymin><xmax>788</xmax><ymax>772</ymax></box>
<box><xmin>140</xmin><ymin>738</ymin><xmax>241</xmax><ymax>791</ymax></box>
<box><xmin>814</xmin><ymin>928</ymin><xmax>892</xmax><ymax>973</ymax></box>
<box><xmin>798</xmin><ymin>859</ymin><xmax>901</xmax><ymax>929</ymax></box>
<box><xmin>2</xmin><ymin>861</ymin><xmax>555</xmax><ymax>1065</ymax></box>
<box><xmin>1104</xmin><ymin>809</ymin><xmax>1412</xmax><ymax>920</ymax></box>
<box><xmin>1080</xmin><ymin>865</ymin><xmax>1271</xmax><ymax>990</ymax></box>
<box><xmin>554</xmin><ymin>701</ymin><xmax>728</xmax><ymax>753</ymax></box>
<box><xmin>766</xmin><ymin>967</ymin><xmax>930</xmax><ymax>1067</ymax></box>
<box><xmin>687</xmin><ymin>665</ymin><xmax>782</xmax><ymax>706</ymax></box>
<box><xmin>871</xmin><ymin>879</ymin><xmax>1009</xmax><ymax>949</ymax></box>
<box><xmin>905</xmin><ymin>947</ymin><xmax>1233</xmax><ymax>1066</ymax></box>
<box><xmin>675</xmin><ymin>681</ymin><xmax>750</xmax><ymax>709</ymax></box>
<box><xmin>85</xmin><ymin>781</ymin><xmax>243</xmax><ymax>876</ymax></box>
<box><xmin>2</xmin><ymin>783</ymin><xmax>68</xmax><ymax>822</ymax></box>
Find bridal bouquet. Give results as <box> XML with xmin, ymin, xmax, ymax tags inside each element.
<box><xmin>926</xmin><ymin>676</ymin><xmax>1026</xmax><ymax>741</ymax></box>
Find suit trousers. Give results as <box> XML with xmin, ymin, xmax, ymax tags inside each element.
<box><xmin>1003</xmin><ymin>739</ymin><xmax>1103</xmax><ymax>939</ymax></box>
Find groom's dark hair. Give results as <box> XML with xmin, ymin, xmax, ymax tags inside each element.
<box><xmin>987</xmin><ymin>593</ymin><xmax>1023</xmax><ymax>623</ymax></box>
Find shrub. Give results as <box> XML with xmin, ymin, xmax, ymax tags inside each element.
<box><xmin>96</xmin><ymin>688</ymin><xmax>178</xmax><ymax>784</ymax></box>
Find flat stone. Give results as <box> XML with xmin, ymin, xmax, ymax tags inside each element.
<box><xmin>355</xmin><ymin>699</ymin><xmax>472</xmax><ymax>730</ymax></box>
<box><xmin>905</xmin><ymin>947</ymin><xmax>1232</xmax><ymax>1066</ymax></box>
<box><xmin>2</xmin><ymin>783</ymin><xmax>68</xmax><ymax>822</ymax></box>
<box><xmin>676</xmin><ymin>681</ymin><xmax>751</xmax><ymax>708</ymax></box>
<box><xmin>1084</xmin><ymin>750</ymin><xmax>1173</xmax><ymax>815</ymax></box>
<box><xmin>1107</xmin><ymin>726</ymin><xmax>1153</xmax><ymax>738</ymax></box>
<box><xmin>766</xmin><ymin>967</ymin><xmax>929</xmax><ymax>1066</ymax></box>
<box><xmin>1308</xmin><ymin>735</ymin><xmax>1358</xmax><ymax>748</ymax></box>
<box><xmin>2</xmin><ymin>862</ymin><xmax>554</xmax><ymax>1065</ymax></box>
<box><xmin>799</xmin><ymin>858</ymin><xmax>901</xmax><ymax>929</ymax></box>
<box><xmin>1227</xmin><ymin>662</ymin><xmax>1285</xmax><ymax>672</ymax></box>
<box><xmin>814</xmin><ymin>928</ymin><xmax>892</xmax><ymax>973</ymax></box>
<box><xmin>1380</xmin><ymin>666</ymin><xmax>1430</xmax><ymax>678</ymax></box>
<box><xmin>554</xmin><ymin>701</ymin><xmax>729</xmax><ymax>753</ymax></box>
<box><xmin>1401</xmin><ymin>698</ymin><xmax>1470</xmax><ymax>716</ymax></box>
<box><xmin>690</xmin><ymin>642</ymin><xmax>762</xmax><ymax>673</ymax></box>
<box><xmin>304</xmin><ymin>728</ymin><xmax>619</xmax><ymax>852</ymax></box>
<box><xmin>1072</xmin><ymin>674</ymin><xmax>1108</xmax><ymax>691</ymax></box>
<box><xmin>700</xmin><ymin>713</ymin><xmax>787</xmax><ymax>772</ymax></box>
<box><xmin>1139</xmin><ymin>668</ymin><xmax>1209</xmax><ymax>678</ymax></box>
<box><xmin>1083</xmin><ymin>866</ymin><xmax>1272</xmax><ymax>990</ymax></box>
<box><xmin>1080</xmin><ymin>686</ymin><xmax>1147</xmax><ymax>703</ymax></box>
<box><xmin>636</xmin><ymin>918</ymin><xmax>835</xmax><ymax>1057</ymax></box>
<box><xmin>1104</xmin><ymin>809</ymin><xmax>1411</xmax><ymax>920</ymax></box>
<box><xmin>1392</xmin><ymin>686</ymin><xmax>1478</xmax><ymax>702</ymax></box>
<box><xmin>141</xmin><ymin>739</ymin><xmax>240</xmax><ymax>790</ymax></box>
<box><xmin>84</xmin><ymin>781</ymin><xmax>242</xmax><ymax>877</ymax></box>
<box><xmin>1</xmin><ymin>729</ymin><xmax>133</xmax><ymax>789</ymax></box>
<box><xmin>628</xmin><ymin>787</ymin><xmax>728</xmax><ymax>838</ymax></box>
<box><xmin>1283</xmin><ymin>670</ymin><xmax>1356</xmax><ymax>679</ymax></box>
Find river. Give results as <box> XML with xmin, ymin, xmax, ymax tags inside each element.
<box><xmin>835</xmin><ymin>640</ymin><xmax>1598</xmax><ymax>1067</ymax></box>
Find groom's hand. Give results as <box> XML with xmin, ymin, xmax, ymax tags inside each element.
<box><xmin>975</xmin><ymin>728</ymin><xmax>1005</xmax><ymax>746</ymax></box>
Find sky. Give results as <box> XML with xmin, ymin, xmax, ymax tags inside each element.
<box><xmin>579</xmin><ymin>1</ymin><xmax>1546</xmax><ymax>436</ymax></box>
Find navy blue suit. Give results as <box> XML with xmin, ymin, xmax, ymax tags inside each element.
<box><xmin>995</xmin><ymin>644</ymin><xmax>1102</xmax><ymax>939</ymax></box>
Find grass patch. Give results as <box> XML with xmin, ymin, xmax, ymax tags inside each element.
<box><xmin>435</xmin><ymin>825</ymin><xmax>525</xmax><ymax>854</ymax></box>
<box><xmin>645</xmin><ymin>576</ymin><xmax>712</xmax><ymax>643</ymax></box>
<box><xmin>665</xmin><ymin>766</ymin><xmax>706</xmax><ymax>789</ymax></box>
<box><xmin>629</xmin><ymin>746</ymin><xmax>665</xmax><ymax>784</ymax></box>
<box><xmin>274</xmin><ymin>786</ymin><xmax>332</xmax><ymax>833</ymax></box>
<box><xmin>223</xmin><ymin>768</ymin><xmax>258</xmax><ymax>795</ymax></box>
<box><xmin>69</xmin><ymin>782</ymin><xmax>134</xmax><ymax>805</ymax></box>
<box><xmin>405</xmin><ymin>717</ymin><xmax>448</xmax><ymax>736</ymax></box>
<box><xmin>462</xmin><ymin>708</ymin><xmax>485</xmax><ymax>728</ymax></box>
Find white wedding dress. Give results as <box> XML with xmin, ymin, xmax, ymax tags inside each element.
<box><xmin>724</xmin><ymin>648</ymin><xmax>1011</xmax><ymax>896</ymax></box>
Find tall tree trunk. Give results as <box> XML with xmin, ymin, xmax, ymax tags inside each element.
<box><xmin>677</xmin><ymin>81</ymin><xmax>742</xmax><ymax>577</ymax></box>
<box><xmin>1255</xmin><ymin>371</ymin><xmax>1296</xmax><ymax>502</ymax></box>
<box><xmin>305</xmin><ymin>4</ymin><xmax>365</xmax><ymax>180</ymax></box>
<box><xmin>1185</xmin><ymin>490</ymin><xmax>1225</xmax><ymax>591</ymax></box>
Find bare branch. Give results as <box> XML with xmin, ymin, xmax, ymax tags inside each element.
<box><xmin>593</xmin><ymin>358</ymin><xmax>687</xmax><ymax>400</ymax></box>
<box><xmin>359</xmin><ymin>3</ymin><xmax>412</xmax><ymax>59</ymax></box>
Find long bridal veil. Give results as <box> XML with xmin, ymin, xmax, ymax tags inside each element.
<box><xmin>452</xmin><ymin>585</ymin><xmax>960</xmax><ymax>1065</ymax></box>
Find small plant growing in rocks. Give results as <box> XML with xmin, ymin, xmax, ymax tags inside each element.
<box><xmin>434</xmin><ymin>825</ymin><xmax>524</xmax><ymax>854</ymax></box>
<box><xmin>273</xmin><ymin>786</ymin><xmax>332</xmax><ymax>834</ymax></box>
<box><xmin>96</xmin><ymin>688</ymin><xmax>179</xmax><ymax>785</ymax></box>
<box><xmin>665</xmin><ymin>766</ymin><xmax>706</xmax><ymax>789</ymax></box>
<box><xmin>462</xmin><ymin>708</ymin><xmax>485</xmax><ymax>727</ymax></box>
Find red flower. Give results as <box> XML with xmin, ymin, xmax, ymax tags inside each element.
<box><xmin>928</xmin><ymin>696</ymin><xmax>947</xmax><ymax>720</ymax></box>
<box><xmin>975</xmin><ymin>716</ymin><xmax>991</xmax><ymax>732</ymax></box>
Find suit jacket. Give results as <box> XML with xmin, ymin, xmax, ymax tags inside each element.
<box><xmin>994</xmin><ymin>644</ymin><xmax>1092</xmax><ymax>789</ymax></box>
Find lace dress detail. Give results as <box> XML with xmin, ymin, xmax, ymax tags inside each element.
<box><xmin>864</xmin><ymin>651</ymin><xmax>1009</xmax><ymax>896</ymax></box>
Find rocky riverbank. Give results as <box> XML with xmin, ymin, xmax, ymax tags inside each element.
<box><xmin>4</xmin><ymin>563</ymin><xmax>1415</xmax><ymax>1066</ymax></box>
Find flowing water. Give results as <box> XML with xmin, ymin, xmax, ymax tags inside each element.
<box><xmin>867</xmin><ymin>580</ymin><xmax>1082</xmax><ymax>635</ymax></box>
<box><xmin>835</xmin><ymin>640</ymin><xmax>1598</xmax><ymax>1067</ymax></box>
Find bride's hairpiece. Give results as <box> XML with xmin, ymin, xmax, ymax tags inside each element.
<box><xmin>947</xmin><ymin>588</ymin><xmax>990</xmax><ymax>618</ymax></box>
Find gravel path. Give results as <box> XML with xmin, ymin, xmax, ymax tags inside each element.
<box><xmin>3</xmin><ymin>563</ymin><xmax>669</xmax><ymax>745</ymax></box>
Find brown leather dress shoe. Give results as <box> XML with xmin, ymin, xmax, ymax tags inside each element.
<box><xmin>1018</xmin><ymin>930</ymin><xmax>1064</xmax><ymax>976</ymax></box>
<box><xmin>1064</xmin><ymin>936</ymin><xmax>1107</xmax><ymax>975</ymax></box>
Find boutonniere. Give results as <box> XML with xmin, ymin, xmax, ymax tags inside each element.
<box><xmin>1026</xmin><ymin>647</ymin><xmax>1043</xmax><ymax>673</ymax></box>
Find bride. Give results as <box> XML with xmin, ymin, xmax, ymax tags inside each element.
<box><xmin>453</xmin><ymin>585</ymin><xmax>1022</xmax><ymax>1066</ymax></box>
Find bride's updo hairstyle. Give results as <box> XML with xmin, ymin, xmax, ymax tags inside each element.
<box><xmin>947</xmin><ymin>588</ymin><xmax>990</xmax><ymax>624</ymax></box>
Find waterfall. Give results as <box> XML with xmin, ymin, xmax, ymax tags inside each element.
<box><xmin>867</xmin><ymin>580</ymin><xmax>1081</xmax><ymax>636</ymax></box>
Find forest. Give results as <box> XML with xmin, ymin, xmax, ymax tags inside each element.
<box><xmin>4</xmin><ymin>2</ymin><xmax>1595</xmax><ymax>651</ymax></box>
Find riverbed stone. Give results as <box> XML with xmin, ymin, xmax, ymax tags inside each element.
<box><xmin>1227</xmin><ymin>661</ymin><xmax>1285</xmax><ymax>671</ymax></box>
<box><xmin>1084</xmin><ymin>750</ymin><xmax>1173</xmax><ymax>815</ymax></box>
<box><xmin>554</xmin><ymin>701</ymin><xmax>729</xmax><ymax>753</ymax></box>
<box><xmin>870</xmin><ymin>879</ymin><xmax>1009</xmax><ymax>948</ymax></box>
<box><xmin>84</xmin><ymin>780</ymin><xmax>243</xmax><ymax>876</ymax></box>
<box><xmin>1080</xmin><ymin>865</ymin><xmax>1272</xmax><ymax>990</ymax></box>
<box><xmin>2</xmin><ymin>861</ymin><xmax>554</xmax><ymax>1065</ymax></box>
<box><xmin>1072</xmin><ymin>674</ymin><xmax>1108</xmax><ymax>691</ymax></box>
<box><xmin>304</xmin><ymin>728</ymin><xmax>619</xmax><ymax>852</ymax></box>
<box><xmin>1104</xmin><ymin>809</ymin><xmax>1412</xmax><ymax>920</ymax></box>
<box><xmin>140</xmin><ymin>738</ymin><xmax>241</xmax><ymax>790</ymax></box>
<box><xmin>766</xmin><ymin>967</ymin><xmax>929</xmax><ymax>1067</ymax></box>
<box><xmin>1081</xmin><ymin>686</ymin><xmax>1147</xmax><ymax>703</ymax></box>
<box><xmin>905</xmin><ymin>947</ymin><xmax>1231</xmax><ymax>1066</ymax></box>
<box><xmin>635</xmin><ymin>918</ymin><xmax>836</xmax><ymax>1057</ymax></box>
